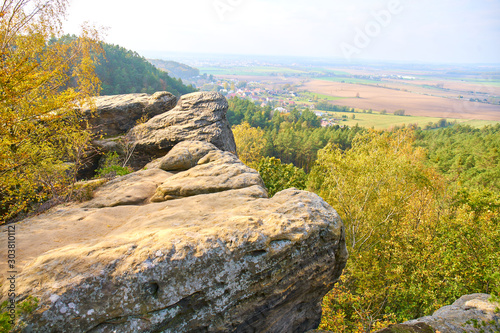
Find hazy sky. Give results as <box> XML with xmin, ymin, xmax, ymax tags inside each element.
<box><xmin>64</xmin><ymin>0</ymin><xmax>500</xmax><ymax>64</ymax></box>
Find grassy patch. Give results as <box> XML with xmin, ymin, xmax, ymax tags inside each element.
<box><xmin>0</xmin><ymin>296</ymin><xmax>39</xmax><ymax>332</ymax></box>
<box><xmin>318</xmin><ymin>76</ymin><xmax>384</xmax><ymax>85</ymax></box>
<box><xmin>300</xmin><ymin>92</ymin><xmax>348</xmax><ymax>101</ymax></box>
<box><xmin>319</xmin><ymin>110</ymin><xmax>499</xmax><ymax>130</ymax></box>
<box><xmin>466</xmin><ymin>79</ymin><xmax>500</xmax><ymax>87</ymax></box>
<box><xmin>457</xmin><ymin>119</ymin><xmax>500</xmax><ymax>128</ymax></box>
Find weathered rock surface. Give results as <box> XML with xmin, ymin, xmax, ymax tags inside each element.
<box><xmin>83</xmin><ymin>91</ymin><xmax>177</xmax><ymax>137</ymax></box>
<box><xmin>404</xmin><ymin>293</ymin><xmax>500</xmax><ymax>333</ymax></box>
<box><xmin>0</xmin><ymin>142</ymin><xmax>347</xmax><ymax>333</ymax></box>
<box><xmin>150</xmin><ymin>142</ymin><xmax>264</xmax><ymax>201</ymax></box>
<box><xmin>146</xmin><ymin>140</ymin><xmax>220</xmax><ymax>171</ymax></box>
<box><xmin>83</xmin><ymin>168</ymin><xmax>173</xmax><ymax>208</ymax></box>
<box><xmin>76</xmin><ymin>92</ymin><xmax>177</xmax><ymax>179</ymax></box>
<box><xmin>373</xmin><ymin>323</ymin><xmax>436</xmax><ymax>333</ymax></box>
<box><xmin>128</xmin><ymin>92</ymin><xmax>237</xmax><ymax>165</ymax></box>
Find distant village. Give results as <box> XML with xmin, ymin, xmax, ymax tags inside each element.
<box><xmin>198</xmin><ymin>79</ymin><xmax>348</xmax><ymax>127</ymax></box>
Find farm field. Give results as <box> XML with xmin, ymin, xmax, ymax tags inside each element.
<box><xmin>384</xmin><ymin>78</ymin><xmax>500</xmax><ymax>96</ymax></box>
<box><xmin>199</xmin><ymin>61</ymin><xmax>500</xmax><ymax>124</ymax></box>
<box><xmin>302</xmin><ymin>80</ymin><xmax>500</xmax><ymax>121</ymax></box>
<box><xmin>322</xmin><ymin>111</ymin><xmax>499</xmax><ymax>130</ymax></box>
<box><xmin>301</xmin><ymin>91</ymin><xmax>348</xmax><ymax>101</ymax></box>
<box><xmin>217</xmin><ymin>74</ymin><xmax>303</xmax><ymax>86</ymax></box>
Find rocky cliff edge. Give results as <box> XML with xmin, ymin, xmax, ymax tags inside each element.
<box><xmin>0</xmin><ymin>93</ymin><xmax>347</xmax><ymax>333</ymax></box>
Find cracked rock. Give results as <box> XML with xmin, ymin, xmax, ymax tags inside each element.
<box><xmin>127</xmin><ymin>92</ymin><xmax>237</xmax><ymax>166</ymax></box>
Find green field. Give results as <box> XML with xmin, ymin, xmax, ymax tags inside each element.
<box><xmin>300</xmin><ymin>92</ymin><xmax>347</xmax><ymax>101</ymax></box>
<box><xmin>310</xmin><ymin>69</ymin><xmax>351</xmax><ymax>76</ymax></box>
<box><xmin>466</xmin><ymin>79</ymin><xmax>500</xmax><ymax>87</ymax></box>
<box><xmin>414</xmin><ymin>75</ymin><xmax>500</xmax><ymax>87</ymax></box>
<box><xmin>456</xmin><ymin>119</ymin><xmax>500</xmax><ymax>127</ymax></box>
<box><xmin>319</xmin><ymin>110</ymin><xmax>499</xmax><ymax>130</ymax></box>
<box><xmin>318</xmin><ymin>76</ymin><xmax>384</xmax><ymax>85</ymax></box>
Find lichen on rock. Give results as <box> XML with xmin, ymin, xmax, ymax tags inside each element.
<box><xmin>0</xmin><ymin>93</ymin><xmax>347</xmax><ymax>333</ymax></box>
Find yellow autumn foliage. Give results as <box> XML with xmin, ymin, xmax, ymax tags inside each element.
<box><xmin>0</xmin><ymin>0</ymin><xmax>102</xmax><ymax>222</ymax></box>
<box><xmin>232</xmin><ymin>122</ymin><xmax>268</xmax><ymax>168</ymax></box>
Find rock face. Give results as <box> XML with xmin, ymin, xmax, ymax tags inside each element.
<box><xmin>146</xmin><ymin>140</ymin><xmax>221</xmax><ymax>171</ymax></box>
<box><xmin>83</xmin><ymin>91</ymin><xmax>177</xmax><ymax>137</ymax></box>
<box><xmin>150</xmin><ymin>142</ymin><xmax>264</xmax><ymax>202</ymax></box>
<box><xmin>404</xmin><ymin>293</ymin><xmax>500</xmax><ymax>333</ymax></box>
<box><xmin>128</xmin><ymin>92</ymin><xmax>237</xmax><ymax>164</ymax></box>
<box><xmin>373</xmin><ymin>323</ymin><xmax>436</xmax><ymax>333</ymax></box>
<box><xmin>0</xmin><ymin>141</ymin><xmax>347</xmax><ymax>333</ymax></box>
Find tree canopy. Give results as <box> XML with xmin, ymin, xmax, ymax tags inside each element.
<box><xmin>229</xmin><ymin>98</ymin><xmax>500</xmax><ymax>331</ymax></box>
<box><xmin>310</xmin><ymin>129</ymin><xmax>499</xmax><ymax>331</ymax></box>
<box><xmin>96</xmin><ymin>43</ymin><xmax>197</xmax><ymax>96</ymax></box>
<box><xmin>0</xmin><ymin>0</ymin><xmax>102</xmax><ymax>222</ymax></box>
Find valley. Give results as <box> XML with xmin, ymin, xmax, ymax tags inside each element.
<box><xmin>173</xmin><ymin>57</ymin><xmax>500</xmax><ymax>128</ymax></box>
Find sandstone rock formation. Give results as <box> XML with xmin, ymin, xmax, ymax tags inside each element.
<box><xmin>145</xmin><ymin>140</ymin><xmax>221</xmax><ymax>171</ymax></box>
<box><xmin>404</xmin><ymin>293</ymin><xmax>500</xmax><ymax>333</ymax></box>
<box><xmin>82</xmin><ymin>91</ymin><xmax>177</xmax><ymax>137</ymax></box>
<box><xmin>127</xmin><ymin>92</ymin><xmax>237</xmax><ymax>164</ymax></box>
<box><xmin>0</xmin><ymin>141</ymin><xmax>347</xmax><ymax>333</ymax></box>
<box><xmin>77</xmin><ymin>91</ymin><xmax>177</xmax><ymax>179</ymax></box>
<box><xmin>373</xmin><ymin>323</ymin><xmax>436</xmax><ymax>333</ymax></box>
<box><xmin>150</xmin><ymin>142</ymin><xmax>264</xmax><ymax>202</ymax></box>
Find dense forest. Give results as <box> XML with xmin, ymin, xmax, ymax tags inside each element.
<box><xmin>228</xmin><ymin>97</ymin><xmax>500</xmax><ymax>332</ymax></box>
<box><xmin>227</xmin><ymin>97</ymin><xmax>364</xmax><ymax>171</ymax></box>
<box><xmin>416</xmin><ymin>126</ymin><xmax>500</xmax><ymax>191</ymax></box>
<box><xmin>96</xmin><ymin>43</ymin><xmax>197</xmax><ymax>96</ymax></box>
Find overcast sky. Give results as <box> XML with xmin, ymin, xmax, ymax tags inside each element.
<box><xmin>64</xmin><ymin>0</ymin><xmax>500</xmax><ymax>64</ymax></box>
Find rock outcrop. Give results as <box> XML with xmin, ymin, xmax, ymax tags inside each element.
<box><xmin>127</xmin><ymin>92</ymin><xmax>237</xmax><ymax>165</ymax></box>
<box><xmin>83</xmin><ymin>91</ymin><xmax>177</xmax><ymax>137</ymax></box>
<box><xmin>0</xmin><ymin>141</ymin><xmax>347</xmax><ymax>333</ymax></box>
<box><xmin>150</xmin><ymin>141</ymin><xmax>264</xmax><ymax>202</ymax></box>
<box><xmin>76</xmin><ymin>91</ymin><xmax>177</xmax><ymax>179</ymax></box>
<box><xmin>404</xmin><ymin>293</ymin><xmax>500</xmax><ymax>333</ymax></box>
<box><xmin>373</xmin><ymin>323</ymin><xmax>436</xmax><ymax>333</ymax></box>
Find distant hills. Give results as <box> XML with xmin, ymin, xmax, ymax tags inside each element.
<box><xmin>148</xmin><ymin>59</ymin><xmax>200</xmax><ymax>80</ymax></box>
<box><xmin>95</xmin><ymin>43</ymin><xmax>197</xmax><ymax>96</ymax></box>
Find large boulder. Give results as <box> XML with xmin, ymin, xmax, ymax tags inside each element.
<box><xmin>373</xmin><ymin>323</ymin><xmax>436</xmax><ymax>333</ymax></box>
<box><xmin>150</xmin><ymin>142</ymin><xmax>264</xmax><ymax>201</ymax></box>
<box><xmin>146</xmin><ymin>140</ymin><xmax>221</xmax><ymax>171</ymax></box>
<box><xmin>83</xmin><ymin>91</ymin><xmax>177</xmax><ymax>137</ymax></box>
<box><xmin>404</xmin><ymin>293</ymin><xmax>500</xmax><ymax>333</ymax></box>
<box><xmin>76</xmin><ymin>92</ymin><xmax>177</xmax><ymax>179</ymax></box>
<box><xmin>0</xmin><ymin>142</ymin><xmax>347</xmax><ymax>333</ymax></box>
<box><xmin>127</xmin><ymin>92</ymin><xmax>237</xmax><ymax>166</ymax></box>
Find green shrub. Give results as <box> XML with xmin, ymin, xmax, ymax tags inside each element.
<box><xmin>95</xmin><ymin>152</ymin><xmax>132</xmax><ymax>179</ymax></box>
<box><xmin>257</xmin><ymin>157</ymin><xmax>307</xmax><ymax>197</ymax></box>
<box><xmin>0</xmin><ymin>296</ymin><xmax>39</xmax><ymax>332</ymax></box>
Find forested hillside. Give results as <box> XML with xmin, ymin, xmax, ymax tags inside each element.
<box><xmin>228</xmin><ymin>96</ymin><xmax>500</xmax><ymax>332</ymax></box>
<box><xmin>96</xmin><ymin>43</ymin><xmax>197</xmax><ymax>96</ymax></box>
<box><xmin>148</xmin><ymin>59</ymin><xmax>200</xmax><ymax>80</ymax></box>
<box><xmin>0</xmin><ymin>31</ymin><xmax>197</xmax><ymax>222</ymax></box>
